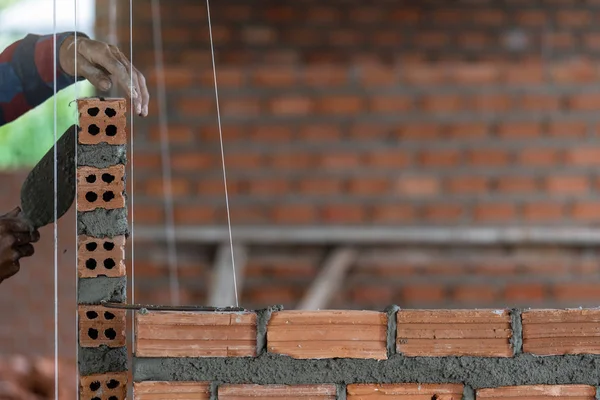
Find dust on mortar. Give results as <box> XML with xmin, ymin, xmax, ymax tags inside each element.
<box><xmin>79</xmin><ymin>346</ymin><xmax>127</xmax><ymax>376</ymax></box>
<box><xmin>78</xmin><ymin>143</ymin><xmax>127</xmax><ymax>169</ymax></box>
<box><xmin>77</xmin><ymin>208</ymin><xmax>129</xmax><ymax>238</ymax></box>
<box><xmin>78</xmin><ymin>277</ymin><xmax>127</xmax><ymax>304</ymax></box>
<box><xmin>510</xmin><ymin>309</ymin><xmax>523</xmax><ymax>355</ymax></box>
<box><xmin>256</xmin><ymin>305</ymin><xmax>284</xmax><ymax>356</ymax></box>
<box><xmin>385</xmin><ymin>305</ymin><xmax>400</xmax><ymax>358</ymax></box>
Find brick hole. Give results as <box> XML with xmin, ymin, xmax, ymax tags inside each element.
<box><xmin>85</xmin><ymin>174</ymin><xmax>96</xmax><ymax>183</ymax></box>
<box><xmin>102</xmin><ymin>191</ymin><xmax>115</xmax><ymax>202</ymax></box>
<box><xmin>104</xmin><ymin>107</ymin><xmax>117</xmax><ymax>117</ymax></box>
<box><xmin>85</xmin><ymin>192</ymin><xmax>98</xmax><ymax>202</ymax></box>
<box><xmin>108</xmin><ymin>397</ymin><xmax>118</xmax><ymax>400</ymax></box>
<box><xmin>91</xmin><ymin>397</ymin><xmax>100</xmax><ymax>400</ymax></box>
<box><xmin>85</xmin><ymin>259</ymin><xmax>97</xmax><ymax>270</ymax></box>
<box><xmin>87</xmin><ymin>107</ymin><xmax>100</xmax><ymax>117</ymax></box>
<box><xmin>85</xmin><ymin>242</ymin><xmax>97</xmax><ymax>251</ymax></box>
<box><xmin>88</xmin><ymin>328</ymin><xmax>99</xmax><ymax>340</ymax></box>
<box><xmin>103</xmin><ymin>242</ymin><xmax>115</xmax><ymax>251</ymax></box>
<box><xmin>105</xmin><ymin>125</ymin><xmax>117</xmax><ymax>136</ymax></box>
<box><xmin>88</xmin><ymin>124</ymin><xmax>100</xmax><ymax>135</ymax></box>
<box><xmin>104</xmin><ymin>328</ymin><xmax>116</xmax><ymax>340</ymax></box>
<box><xmin>89</xmin><ymin>381</ymin><xmax>101</xmax><ymax>391</ymax></box>
<box><xmin>104</xmin><ymin>312</ymin><xmax>115</xmax><ymax>320</ymax></box>
<box><xmin>106</xmin><ymin>379</ymin><xmax>120</xmax><ymax>389</ymax></box>
<box><xmin>101</xmin><ymin>173</ymin><xmax>115</xmax><ymax>183</ymax></box>
<box><xmin>103</xmin><ymin>258</ymin><xmax>116</xmax><ymax>269</ymax></box>
<box><xmin>86</xmin><ymin>311</ymin><xmax>98</xmax><ymax>319</ymax></box>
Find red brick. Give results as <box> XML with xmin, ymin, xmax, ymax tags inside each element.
<box><xmin>133</xmin><ymin>205</ymin><xmax>163</xmax><ymax>224</ymax></box>
<box><xmin>177</xmin><ymin>97</ymin><xmax>212</xmax><ymax>116</ymax></box>
<box><xmin>242</xmin><ymin>26</ymin><xmax>277</xmax><ymax>44</ymax></box>
<box><xmin>414</xmin><ymin>31</ymin><xmax>450</xmax><ymax>48</ymax></box>
<box><xmin>248</xmin><ymin>179</ymin><xmax>289</xmax><ymax>196</ymax></box>
<box><xmin>174</xmin><ymin>206</ymin><xmax>216</xmax><ymax>224</ymax></box>
<box><xmin>317</xmin><ymin>96</ymin><xmax>363</xmax><ymax>114</ymax></box>
<box><xmin>147</xmin><ymin>67</ymin><xmax>194</xmax><ymax>88</ymax></box>
<box><xmin>446</xmin><ymin>122</ymin><xmax>489</xmax><ymax>139</ymax></box>
<box><xmin>448</xmin><ymin>176</ymin><xmax>488</xmax><ymax>194</ymax></box>
<box><xmin>135</xmin><ymin>153</ymin><xmax>161</xmax><ymax>169</ymax></box>
<box><xmin>302</xmin><ymin>65</ymin><xmax>348</xmax><ymax>86</ymax></box>
<box><xmin>572</xmin><ymin>202</ymin><xmax>600</xmax><ymax>221</ymax></box>
<box><xmin>270</xmin><ymin>152</ymin><xmax>314</xmax><ymax>170</ymax></box>
<box><xmin>449</xmin><ymin>63</ymin><xmax>500</xmax><ymax>85</ymax></box>
<box><xmin>468</xmin><ymin>149</ymin><xmax>509</xmax><ymax>166</ymax></box>
<box><xmin>199</xmin><ymin>124</ymin><xmax>245</xmax><ymax>143</ymax></box>
<box><xmin>350</xmin><ymin>123</ymin><xmax>391</xmax><ymax>140</ymax></box>
<box><xmin>348</xmin><ymin>178</ymin><xmax>390</xmax><ymax>195</ymax></box>
<box><xmin>402</xmin><ymin>65</ymin><xmax>446</xmax><ymax>86</ymax></box>
<box><xmin>149</xmin><ymin>125</ymin><xmax>194</xmax><ymax>143</ymax></box>
<box><xmin>359</xmin><ymin>65</ymin><xmax>398</xmax><ymax>86</ymax></box>
<box><xmin>372</xmin><ymin>204</ymin><xmax>415</xmax><ymax>223</ymax></box>
<box><xmin>424</xmin><ymin>204</ymin><xmax>463</xmax><ymax>222</ymax></box>
<box><xmin>225</xmin><ymin>153</ymin><xmax>264</xmax><ymax>169</ymax></box>
<box><xmin>319</xmin><ymin>152</ymin><xmax>362</xmax><ymax>169</ymax></box>
<box><xmin>221</xmin><ymin>98</ymin><xmax>260</xmax><ymax>116</ymax></box>
<box><xmin>478</xmin><ymin>385</ymin><xmax>596</xmax><ymax>400</ymax></box>
<box><xmin>452</xmin><ymin>285</ymin><xmax>498</xmax><ymax>304</ymax></box>
<box><xmin>246</xmin><ymin>286</ymin><xmax>298</xmax><ymax>305</ymax></box>
<box><xmin>556</xmin><ymin>10</ymin><xmax>592</xmax><ymax>26</ymax></box>
<box><xmin>496</xmin><ymin>176</ymin><xmax>537</xmax><ymax>193</ymax></box>
<box><xmin>401</xmin><ymin>284</ymin><xmax>446</xmax><ymax>304</ymax></box>
<box><xmin>268</xmin><ymin>96</ymin><xmax>313</xmax><ymax>115</ymax></box>
<box><xmin>421</xmin><ymin>94</ymin><xmax>463</xmax><ymax>112</ymax></box>
<box><xmin>369</xmin><ymin>95</ymin><xmax>413</xmax><ymax>113</ymax></box>
<box><xmin>523</xmin><ymin>202</ymin><xmax>564</xmax><ymax>222</ymax></box>
<box><xmin>470</xmin><ymin>94</ymin><xmax>511</xmax><ymax>112</ymax></box>
<box><xmin>474</xmin><ymin>203</ymin><xmax>516</xmax><ymax>222</ymax></box>
<box><xmin>144</xmin><ymin>178</ymin><xmax>190</xmax><ymax>197</ymax></box>
<box><xmin>397</xmin><ymin>123</ymin><xmax>441</xmax><ymax>140</ymax></box>
<box><xmin>419</xmin><ymin>149</ymin><xmax>461</xmax><ymax>167</ymax></box>
<box><xmin>219</xmin><ymin>384</ymin><xmax>336</xmax><ymax>399</ymax></box>
<box><xmin>198</xmin><ymin>178</ymin><xmax>242</xmax><ymax>197</ymax></box>
<box><xmin>396</xmin><ymin>176</ymin><xmax>440</xmax><ymax>197</ymax></box>
<box><xmin>199</xmin><ymin>67</ymin><xmax>245</xmax><ymax>88</ymax></box>
<box><xmin>503</xmin><ymin>62</ymin><xmax>544</xmax><ymax>85</ymax></box>
<box><xmin>330</xmin><ymin>29</ymin><xmax>363</xmax><ymax>46</ymax></box>
<box><xmin>170</xmin><ymin>153</ymin><xmax>214</xmax><ymax>170</ymax></box>
<box><xmin>548</xmin><ymin>121</ymin><xmax>588</xmax><ymax>137</ymax></box>
<box><xmin>299</xmin><ymin>124</ymin><xmax>341</xmax><ymax>142</ymax></box>
<box><xmin>306</xmin><ymin>6</ymin><xmax>341</xmax><ymax>23</ymax></box>
<box><xmin>515</xmin><ymin>10</ymin><xmax>548</xmax><ymax>26</ymax></box>
<box><xmin>272</xmin><ymin>204</ymin><xmax>317</xmax><ymax>224</ymax></box>
<box><xmin>252</xmin><ymin>67</ymin><xmax>297</xmax><ymax>87</ymax></box>
<box><xmin>567</xmin><ymin>93</ymin><xmax>600</xmax><ymax>111</ymax></box>
<box><xmin>519</xmin><ymin>148</ymin><xmax>561</xmax><ymax>166</ymax></box>
<box><xmin>546</xmin><ymin>175</ymin><xmax>589</xmax><ymax>194</ymax></box>
<box><xmin>552</xmin><ymin>283</ymin><xmax>600</xmax><ymax>302</ymax></box>
<box><xmin>349</xmin><ymin>286</ymin><xmax>394</xmax><ymax>305</ymax></box>
<box><xmin>548</xmin><ymin>32</ymin><xmax>576</xmax><ymax>49</ymax></box>
<box><xmin>264</xmin><ymin>5</ymin><xmax>294</xmax><ymax>22</ymax></box>
<box><xmin>583</xmin><ymin>33</ymin><xmax>600</xmax><ymax>50</ymax></box>
<box><xmin>518</xmin><ymin>94</ymin><xmax>561</xmax><ymax>112</ymax></box>
<box><xmin>504</xmin><ymin>283</ymin><xmax>546</xmax><ymax>303</ymax></box>
<box><xmin>471</xmin><ymin>9</ymin><xmax>506</xmax><ymax>25</ymax></box>
<box><xmin>457</xmin><ymin>32</ymin><xmax>492</xmax><ymax>49</ymax></box>
<box><xmin>321</xmin><ymin>204</ymin><xmax>366</xmax><ymax>223</ymax></box>
<box><xmin>566</xmin><ymin>147</ymin><xmax>600</xmax><ymax>166</ymax></box>
<box><xmin>390</xmin><ymin>8</ymin><xmax>421</xmax><ymax>23</ymax></box>
<box><xmin>551</xmin><ymin>60</ymin><xmax>597</xmax><ymax>83</ymax></box>
<box><xmin>432</xmin><ymin>8</ymin><xmax>463</xmax><ymax>24</ymax></box>
<box><xmin>250</xmin><ymin>125</ymin><xmax>293</xmax><ymax>142</ymax></box>
<box><xmin>227</xmin><ymin>206</ymin><xmax>268</xmax><ymax>224</ymax></box>
<box><xmin>298</xmin><ymin>178</ymin><xmax>342</xmax><ymax>195</ymax></box>
<box><xmin>366</xmin><ymin>150</ymin><xmax>411</xmax><ymax>168</ymax></box>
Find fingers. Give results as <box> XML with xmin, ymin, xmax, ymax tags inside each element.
<box><xmin>113</xmin><ymin>50</ymin><xmax>142</xmax><ymax>115</ymax></box>
<box><xmin>0</xmin><ymin>258</ymin><xmax>19</xmax><ymax>280</ymax></box>
<box><xmin>115</xmin><ymin>51</ymin><xmax>149</xmax><ymax>117</ymax></box>
<box><xmin>1</xmin><ymin>207</ymin><xmax>21</xmax><ymax>219</ymax></box>
<box><xmin>0</xmin><ymin>217</ymin><xmax>33</xmax><ymax>234</ymax></box>
<box><xmin>78</xmin><ymin>57</ymin><xmax>113</xmax><ymax>92</ymax></box>
<box><xmin>14</xmin><ymin>244</ymin><xmax>34</xmax><ymax>258</ymax></box>
<box><xmin>12</xmin><ymin>230</ymin><xmax>40</xmax><ymax>245</ymax></box>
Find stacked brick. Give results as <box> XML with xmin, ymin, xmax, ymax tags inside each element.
<box><xmin>132</xmin><ymin>307</ymin><xmax>600</xmax><ymax>399</ymax></box>
<box><xmin>76</xmin><ymin>98</ymin><xmax>129</xmax><ymax>400</ymax></box>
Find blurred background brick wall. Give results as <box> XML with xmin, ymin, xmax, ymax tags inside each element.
<box><xmin>3</xmin><ymin>0</ymin><xmax>600</xmax><ymax>363</ymax></box>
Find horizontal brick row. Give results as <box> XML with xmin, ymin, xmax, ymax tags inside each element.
<box><xmin>133</xmin><ymin>383</ymin><xmax>595</xmax><ymax>399</ymax></box>
<box><xmin>133</xmin><ymin>308</ymin><xmax>600</xmax><ymax>359</ymax></box>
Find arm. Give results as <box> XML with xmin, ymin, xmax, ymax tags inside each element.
<box><xmin>0</xmin><ymin>32</ymin><xmax>88</xmax><ymax>127</ymax></box>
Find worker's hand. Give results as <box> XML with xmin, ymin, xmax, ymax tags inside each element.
<box><xmin>0</xmin><ymin>207</ymin><xmax>40</xmax><ymax>284</ymax></box>
<box><xmin>59</xmin><ymin>35</ymin><xmax>149</xmax><ymax>117</ymax></box>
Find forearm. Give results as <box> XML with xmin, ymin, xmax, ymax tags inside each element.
<box><xmin>0</xmin><ymin>32</ymin><xmax>88</xmax><ymax>127</ymax></box>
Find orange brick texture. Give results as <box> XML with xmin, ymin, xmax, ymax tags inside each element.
<box><xmin>132</xmin><ymin>308</ymin><xmax>600</xmax><ymax>399</ymax></box>
<box><xmin>76</xmin><ymin>98</ymin><xmax>129</xmax><ymax>398</ymax></box>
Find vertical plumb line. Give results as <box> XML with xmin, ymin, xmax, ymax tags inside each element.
<box><xmin>385</xmin><ymin>305</ymin><xmax>400</xmax><ymax>357</ymax></box>
<box><xmin>463</xmin><ymin>385</ymin><xmax>475</xmax><ymax>400</ymax></box>
<box><xmin>336</xmin><ymin>383</ymin><xmax>347</xmax><ymax>400</ymax></box>
<box><xmin>509</xmin><ymin>308</ymin><xmax>523</xmax><ymax>356</ymax></box>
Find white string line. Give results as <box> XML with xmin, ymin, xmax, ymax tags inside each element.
<box><xmin>73</xmin><ymin>0</ymin><xmax>80</xmax><ymax>396</ymax></box>
<box><xmin>129</xmin><ymin>0</ymin><xmax>136</xmax><ymax>353</ymax></box>
<box><xmin>52</xmin><ymin>0</ymin><xmax>59</xmax><ymax>398</ymax></box>
<box><xmin>205</xmin><ymin>0</ymin><xmax>238</xmax><ymax>307</ymax></box>
<box><xmin>151</xmin><ymin>0</ymin><xmax>180</xmax><ymax>306</ymax></box>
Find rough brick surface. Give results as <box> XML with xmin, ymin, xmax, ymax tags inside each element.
<box><xmin>522</xmin><ymin>309</ymin><xmax>600</xmax><ymax>356</ymax></box>
<box><xmin>76</xmin><ymin>165</ymin><xmax>125</xmax><ymax>212</ymax></box>
<box><xmin>134</xmin><ymin>381</ymin><xmax>210</xmax><ymax>399</ymax></box>
<box><xmin>397</xmin><ymin>309</ymin><xmax>513</xmax><ymax>357</ymax></box>
<box><xmin>218</xmin><ymin>384</ymin><xmax>337</xmax><ymax>399</ymax></box>
<box><xmin>135</xmin><ymin>311</ymin><xmax>257</xmax><ymax>357</ymax></box>
<box><xmin>477</xmin><ymin>385</ymin><xmax>596</xmax><ymax>399</ymax></box>
<box><xmin>80</xmin><ymin>372</ymin><xmax>127</xmax><ymax>400</ymax></box>
<box><xmin>77</xmin><ymin>235</ymin><xmax>126</xmax><ymax>278</ymax></box>
<box><xmin>347</xmin><ymin>383</ymin><xmax>464</xmax><ymax>399</ymax></box>
<box><xmin>78</xmin><ymin>306</ymin><xmax>126</xmax><ymax>348</ymax></box>
<box><xmin>267</xmin><ymin>310</ymin><xmax>388</xmax><ymax>359</ymax></box>
<box><xmin>77</xmin><ymin>97</ymin><xmax>127</xmax><ymax>145</ymax></box>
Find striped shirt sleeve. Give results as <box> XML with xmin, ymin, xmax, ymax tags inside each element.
<box><xmin>0</xmin><ymin>32</ymin><xmax>88</xmax><ymax>127</ymax></box>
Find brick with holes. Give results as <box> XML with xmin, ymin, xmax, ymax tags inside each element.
<box><xmin>76</xmin><ymin>165</ymin><xmax>125</xmax><ymax>212</ymax></box>
<box><xmin>77</xmin><ymin>97</ymin><xmax>127</xmax><ymax>145</ymax></box>
<box><xmin>78</xmin><ymin>306</ymin><xmax>126</xmax><ymax>348</ymax></box>
<box><xmin>80</xmin><ymin>372</ymin><xmax>128</xmax><ymax>400</ymax></box>
<box><xmin>77</xmin><ymin>235</ymin><xmax>126</xmax><ymax>278</ymax></box>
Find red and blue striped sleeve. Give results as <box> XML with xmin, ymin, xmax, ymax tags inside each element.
<box><xmin>0</xmin><ymin>32</ymin><xmax>88</xmax><ymax>127</ymax></box>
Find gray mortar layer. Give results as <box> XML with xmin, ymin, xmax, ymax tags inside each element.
<box><xmin>510</xmin><ymin>309</ymin><xmax>523</xmax><ymax>355</ymax></box>
<box><xmin>133</xmin><ymin>353</ymin><xmax>600</xmax><ymax>389</ymax></box>
<box><xmin>77</xmin><ymin>143</ymin><xmax>127</xmax><ymax>168</ymax></box>
<box><xmin>385</xmin><ymin>305</ymin><xmax>400</xmax><ymax>357</ymax></box>
<box><xmin>77</xmin><ymin>208</ymin><xmax>129</xmax><ymax>237</ymax></box>
<box><xmin>79</xmin><ymin>346</ymin><xmax>128</xmax><ymax>375</ymax></box>
<box><xmin>256</xmin><ymin>305</ymin><xmax>283</xmax><ymax>356</ymax></box>
<box><xmin>78</xmin><ymin>277</ymin><xmax>127</xmax><ymax>304</ymax></box>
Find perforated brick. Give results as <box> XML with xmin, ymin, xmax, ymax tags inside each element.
<box><xmin>79</xmin><ymin>306</ymin><xmax>126</xmax><ymax>348</ymax></box>
<box><xmin>77</xmin><ymin>165</ymin><xmax>125</xmax><ymax>212</ymax></box>
<box><xmin>134</xmin><ymin>382</ymin><xmax>211</xmax><ymax>399</ymax></box>
<box><xmin>80</xmin><ymin>372</ymin><xmax>127</xmax><ymax>400</ymax></box>
<box><xmin>78</xmin><ymin>235</ymin><xmax>126</xmax><ymax>278</ymax></box>
<box><xmin>77</xmin><ymin>97</ymin><xmax>127</xmax><ymax>145</ymax></box>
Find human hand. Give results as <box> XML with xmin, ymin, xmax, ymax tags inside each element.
<box><xmin>0</xmin><ymin>207</ymin><xmax>40</xmax><ymax>284</ymax></box>
<box><xmin>59</xmin><ymin>35</ymin><xmax>150</xmax><ymax>117</ymax></box>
